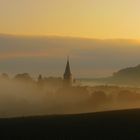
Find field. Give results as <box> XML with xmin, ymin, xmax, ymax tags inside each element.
<box><xmin>0</xmin><ymin>109</ymin><xmax>140</xmax><ymax>139</ymax></box>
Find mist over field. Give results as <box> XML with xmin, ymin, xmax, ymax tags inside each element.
<box><xmin>0</xmin><ymin>75</ymin><xmax>139</xmax><ymax>118</ymax></box>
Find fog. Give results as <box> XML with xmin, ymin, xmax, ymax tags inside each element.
<box><xmin>0</xmin><ymin>77</ymin><xmax>88</xmax><ymax>117</ymax></box>
<box><xmin>0</xmin><ymin>75</ymin><xmax>140</xmax><ymax>118</ymax></box>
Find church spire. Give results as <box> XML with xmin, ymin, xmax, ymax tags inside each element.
<box><xmin>63</xmin><ymin>57</ymin><xmax>73</xmax><ymax>86</ymax></box>
<box><xmin>64</xmin><ymin>56</ymin><xmax>71</xmax><ymax>76</ymax></box>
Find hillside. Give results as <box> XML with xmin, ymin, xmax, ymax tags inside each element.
<box><xmin>110</xmin><ymin>64</ymin><xmax>140</xmax><ymax>85</ymax></box>
<box><xmin>114</xmin><ymin>64</ymin><xmax>140</xmax><ymax>77</ymax></box>
<box><xmin>1</xmin><ymin>109</ymin><xmax>140</xmax><ymax>139</ymax></box>
<box><xmin>93</xmin><ymin>64</ymin><xmax>140</xmax><ymax>86</ymax></box>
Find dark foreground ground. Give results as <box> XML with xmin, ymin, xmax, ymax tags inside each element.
<box><xmin>1</xmin><ymin>109</ymin><xmax>140</xmax><ymax>139</ymax></box>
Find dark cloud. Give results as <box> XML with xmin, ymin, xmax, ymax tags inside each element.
<box><xmin>0</xmin><ymin>34</ymin><xmax>140</xmax><ymax>78</ymax></box>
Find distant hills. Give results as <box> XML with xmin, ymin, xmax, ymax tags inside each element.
<box><xmin>112</xmin><ymin>64</ymin><xmax>140</xmax><ymax>85</ymax></box>
<box><xmin>95</xmin><ymin>64</ymin><xmax>140</xmax><ymax>86</ymax></box>
<box><xmin>113</xmin><ymin>64</ymin><xmax>140</xmax><ymax>78</ymax></box>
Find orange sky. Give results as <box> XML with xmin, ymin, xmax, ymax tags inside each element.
<box><xmin>0</xmin><ymin>0</ymin><xmax>140</xmax><ymax>39</ymax></box>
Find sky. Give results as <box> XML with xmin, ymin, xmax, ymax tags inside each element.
<box><xmin>0</xmin><ymin>0</ymin><xmax>140</xmax><ymax>78</ymax></box>
<box><xmin>0</xmin><ymin>0</ymin><xmax>140</xmax><ymax>39</ymax></box>
<box><xmin>0</xmin><ymin>35</ymin><xmax>140</xmax><ymax>78</ymax></box>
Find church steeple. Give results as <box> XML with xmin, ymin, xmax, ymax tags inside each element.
<box><xmin>63</xmin><ymin>57</ymin><xmax>73</xmax><ymax>86</ymax></box>
<box><xmin>64</xmin><ymin>57</ymin><xmax>71</xmax><ymax>76</ymax></box>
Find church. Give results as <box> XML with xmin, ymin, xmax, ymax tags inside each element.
<box><xmin>37</xmin><ymin>57</ymin><xmax>74</xmax><ymax>88</ymax></box>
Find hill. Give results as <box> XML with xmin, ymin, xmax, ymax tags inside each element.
<box><xmin>1</xmin><ymin>109</ymin><xmax>140</xmax><ymax>139</ymax></box>
<box><xmin>110</xmin><ymin>64</ymin><xmax>140</xmax><ymax>85</ymax></box>
<box><xmin>93</xmin><ymin>64</ymin><xmax>140</xmax><ymax>86</ymax></box>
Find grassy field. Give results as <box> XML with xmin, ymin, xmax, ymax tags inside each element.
<box><xmin>0</xmin><ymin>109</ymin><xmax>140</xmax><ymax>139</ymax></box>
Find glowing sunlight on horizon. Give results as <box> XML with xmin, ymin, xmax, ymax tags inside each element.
<box><xmin>0</xmin><ymin>0</ymin><xmax>140</xmax><ymax>39</ymax></box>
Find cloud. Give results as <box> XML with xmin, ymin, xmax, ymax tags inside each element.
<box><xmin>0</xmin><ymin>34</ymin><xmax>140</xmax><ymax>77</ymax></box>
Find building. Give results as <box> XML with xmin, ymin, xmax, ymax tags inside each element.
<box><xmin>63</xmin><ymin>57</ymin><xmax>73</xmax><ymax>86</ymax></box>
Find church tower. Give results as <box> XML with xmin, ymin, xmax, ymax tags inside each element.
<box><xmin>63</xmin><ymin>57</ymin><xmax>73</xmax><ymax>86</ymax></box>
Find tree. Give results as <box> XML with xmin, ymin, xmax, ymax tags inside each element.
<box><xmin>14</xmin><ymin>73</ymin><xmax>33</xmax><ymax>82</ymax></box>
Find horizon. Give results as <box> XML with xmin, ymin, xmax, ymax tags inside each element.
<box><xmin>1</xmin><ymin>34</ymin><xmax>140</xmax><ymax>78</ymax></box>
<box><xmin>1</xmin><ymin>33</ymin><xmax>140</xmax><ymax>41</ymax></box>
